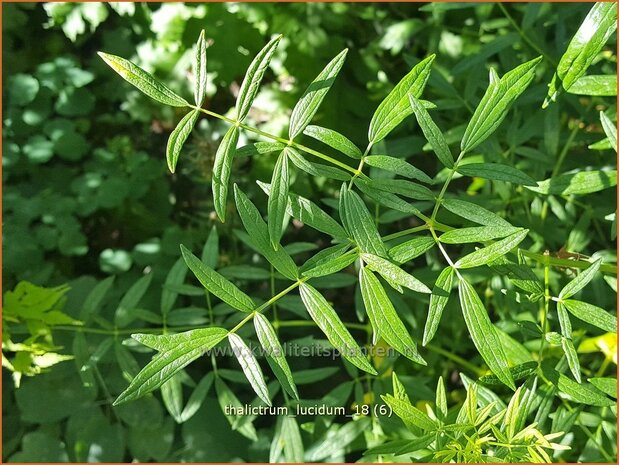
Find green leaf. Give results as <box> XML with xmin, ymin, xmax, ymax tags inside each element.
<box><xmin>359</xmin><ymin>267</ymin><xmax>426</xmax><ymax>365</ymax></box>
<box><xmin>561</xmin><ymin>336</ymin><xmax>582</xmax><ymax>383</ymax></box>
<box><xmin>178</xmin><ymin>373</ymin><xmax>214</xmax><ymax>423</ymax></box>
<box><xmin>234</xmin><ymin>185</ymin><xmax>299</xmax><ymax>280</ymax></box>
<box><xmin>115</xmin><ymin>273</ymin><xmax>153</xmax><ymax>327</ymax></box>
<box><xmin>161</xmin><ymin>373</ymin><xmax>184</xmax><ymax>423</ymax></box>
<box><xmin>600</xmin><ymin>111</ymin><xmax>617</xmax><ymax>152</ymax></box>
<box><xmin>302</xmin><ymin>250</ymin><xmax>357</xmax><ymax>278</ymax></box>
<box><xmin>541</xmin><ymin>362</ymin><xmax>613</xmax><ymax>406</ymax></box>
<box><xmin>458</xmin><ymin>278</ymin><xmax>515</xmax><ymax>389</ymax></box>
<box><xmin>354</xmin><ymin>178</ymin><xmax>421</xmax><ymax>215</ymax></box>
<box><xmin>300</xmin><ymin>243</ymin><xmax>350</xmax><ymax>272</ymax></box>
<box><xmin>392</xmin><ymin>372</ymin><xmax>410</xmax><ymax>402</ymax></box>
<box><xmin>280</xmin><ymin>416</ymin><xmax>304</xmax><ymax>462</ymax></box>
<box><xmin>341</xmin><ymin>185</ymin><xmax>388</xmax><ymax>257</ymax></box>
<box><xmin>236</xmin><ymin>141</ymin><xmax>287</xmax><ymax>157</ymax></box>
<box><xmin>236</xmin><ymin>35</ymin><xmax>282</xmax><ymax>122</ymax></box>
<box><xmin>388</xmin><ymin>236</ymin><xmax>435</xmax><ymax>264</ymax></box>
<box><xmin>368</xmin><ymin>54</ymin><xmax>436</xmax><ymax>144</ymax></box>
<box><xmin>409</xmin><ymin>94</ymin><xmax>454</xmax><ymax>168</ymax></box>
<box><xmin>457</xmin><ymin>163</ymin><xmax>537</xmax><ymax>186</ymax></box>
<box><xmin>257</xmin><ymin>179</ymin><xmax>347</xmax><ymax>239</ymax></box>
<box><xmin>289</xmin><ymin>49</ymin><xmax>348</xmax><ymax>139</ymax></box>
<box><xmin>442</xmin><ymin>198</ymin><xmax>511</xmax><ymax>227</ymax></box>
<box><xmin>115</xmin><ymin>327</ymin><xmax>228</xmax><ymax>404</ymax></box>
<box><xmin>479</xmin><ymin>361</ymin><xmax>539</xmax><ymax>385</ymax></box>
<box><xmin>268</xmin><ymin>150</ymin><xmax>289</xmax><ymax>248</ymax></box>
<box><xmin>559</xmin><ymin>258</ymin><xmax>602</xmax><ymax>299</ymax></box>
<box><xmin>588</xmin><ymin>377</ymin><xmax>617</xmax><ymax>399</ymax></box>
<box><xmin>365</xmin><ymin>178</ymin><xmax>435</xmax><ymax>201</ymax></box>
<box><xmin>181</xmin><ymin>244</ymin><xmax>255</xmax><ymax>312</ymax></box>
<box><xmin>436</xmin><ymin>376</ymin><xmax>448</xmax><ymax>419</ymax></box>
<box><xmin>423</xmin><ymin>266</ymin><xmax>454</xmax><ymax>346</ymax></box>
<box><xmin>80</xmin><ymin>276</ymin><xmax>114</xmax><ymax>321</ymax></box>
<box><xmin>194</xmin><ymin>30</ymin><xmax>207</xmax><ymax>106</ymax></box>
<box><xmin>303</xmin><ymin>125</ymin><xmax>362</xmax><ymax>159</ymax></box>
<box><xmin>461</xmin><ymin>57</ymin><xmax>542</xmax><ymax>152</ymax></box>
<box><xmin>201</xmin><ymin>226</ymin><xmax>219</xmax><ymax>269</ymax></box>
<box><xmin>455</xmin><ymin>229</ymin><xmax>528</xmax><ymax>269</ymax></box>
<box><xmin>161</xmin><ymin>257</ymin><xmax>189</xmax><ymax>316</ymax></box>
<box><xmin>212</xmin><ymin>126</ymin><xmax>239</xmax><ymax>222</ymax></box>
<box><xmin>166</xmin><ymin>109</ymin><xmax>199</xmax><ymax>173</ymax></box>
<box><xmin>490</xmin><ymin>259</ymin><xmax>544</xmax><ymax>295</ymax></box>
<box><xmin>567</xmin><ymin>75</ymin><xmax>617</xmax><ymax>96</ymax></box>
<box><xmin>545</xmin><ymin>2</ymin><xmax>617</xmax><ymax>105</ymax></box>
<box><xmin>98</xmin><ymin>52</ymin><xmax>189</xmax><ymax>107</ymax></box>
<box><xmin>562</xmin><ymin>299</ymin><xmax>617</xmax><ymax>333</ymax></box>
<box><xmin>286</xmin><ymin>146</ymin><xmax>351</xmax><ymax>181</ymax></box>
<box><xmin>528</xmin><ymin>169</ymin><xmax>617</xmax><ymax>195</ymax></box>
<box><xmin>214</xmin><ymin>377</ymin><xmax>257</xmax><ymax>441</ymax></box>
<box><xmin>381</xmin><ymin>394</ymin><xmax>437</xmax><ymax>430</ymax></box>
<box><xmin>362</xmin><ymin>253</ymin><xmax>431</xmax><ymax>294</ymax></box>
<box><xmin>299</xmin><ymin>283</ymin><xmax>377</xmax><ymax>375</ymax></box>
<box><xmin>253</xmin><ymin>313</ymin><xmax>298</xmax><ymax>399</ymax></box>
<box><xmin>227</xmin><ymin>333</ymin><xmax>271</xmax><ymax>406</ymax></box>
<box><xmin>439</xmin><ymin>226</ymin><xmax>520</xmax><ymax>244</ymax></box>
<box><xmin>364</xmin><ymin>155</ymin><xmax>432</xmax><ymax>183</ymax></box>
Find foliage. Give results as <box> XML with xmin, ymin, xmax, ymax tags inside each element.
<box><xmin>3</xmin><ymin>2</ymin><xmax>617</xmax><ymax>463</ymax></box>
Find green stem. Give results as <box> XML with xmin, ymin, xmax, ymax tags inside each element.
<box><xmin>430</xmin><ymin>151</ymin><xmax>466</xmax><ymax>222</ymax></box>
<box><xmin>425</xmin><ymin>343</ymin><xmax>484</xmax><ymax>376</ymax></box>
<box><xmin>190</xmin><ymin>105</ymin><xmax>358</xmax><ymax>174</ymax></box>
<box><xmin>520</xmin><ymin>249</ymin><xmax>617</xmax><ymax>274</ymax></box>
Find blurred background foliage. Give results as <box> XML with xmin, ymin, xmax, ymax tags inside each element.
<box><xmin>2</xmin><ymin>2</ymin><xmax>616</xmax><ymax>463</ymax></box>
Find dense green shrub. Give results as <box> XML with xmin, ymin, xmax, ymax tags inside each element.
<box><xmin>3</xmin><ymin>2</ymin><xmax>617</xmax><ymax>463</ymax></box>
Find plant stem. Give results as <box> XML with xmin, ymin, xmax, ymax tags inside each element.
<box><xmin>190</xmin><ymin>105</ymin><xmax>358</xmax><ymax>174</ymax></box>
<box><xmin>425</xmin><ymin>343</ymin><xmax>485</xmax><ymax>376</ymax></box>
<box><xmin>430</xmin><ymin>151</ymin><xmax>466</xmax><ymax>222</ymax></box>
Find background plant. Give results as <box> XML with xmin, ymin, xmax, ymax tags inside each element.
<box><xmin>3</xmin><ymin>2</ymin><xmax>617</xmax><ymax>463</ymax></box>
